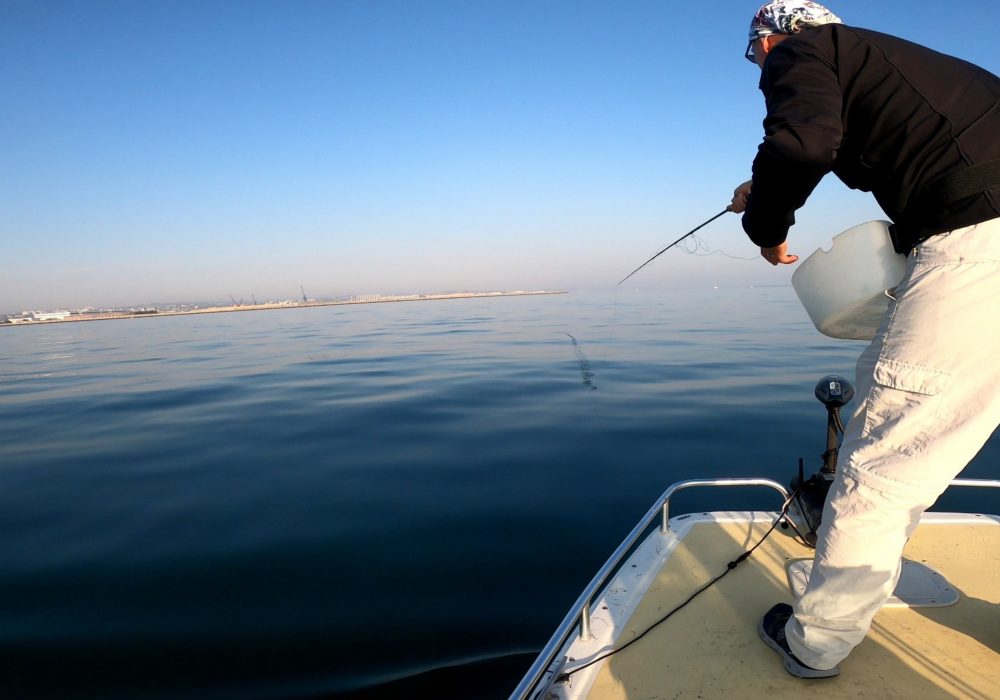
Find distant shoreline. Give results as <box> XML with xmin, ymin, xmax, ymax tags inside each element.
<box><xmin>1</xmin><ymin>290</ymin><xmax>567</xmax><ymax>327</ymax></box>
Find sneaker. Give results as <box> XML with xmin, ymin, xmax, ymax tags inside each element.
<box><xmin>758</xmin><ymin>603</ymin><xmax>840</xmax><ymax>679</ymax></box>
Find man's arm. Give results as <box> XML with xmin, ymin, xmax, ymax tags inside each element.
<box><xmin>742</xmin><ymin>38</ymin><xmax>844</xmax><ymax>248</ymax></box>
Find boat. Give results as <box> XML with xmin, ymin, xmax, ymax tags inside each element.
<box><xmin>511</xmin><ymin>376</ymin><xmax>999</xmax><ymax>699</ymax></box>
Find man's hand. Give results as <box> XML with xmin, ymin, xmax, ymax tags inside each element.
<box><xmin>728</xmin><ymin>180</ymin><xmax>753</xmax><ymax>213</ymax></box>
<box><xmin>761</xmin><ymin>242</ymin><xmax>799</xmax><ymax>266</ymax></box>
<box><xmin>728</xmin><ymin>181</ymin><xmax>797</xmax><ymax>266</ymax></box>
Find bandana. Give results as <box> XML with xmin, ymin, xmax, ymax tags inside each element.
<box><xmin>748</xmin><ymin>1</ymin><xmax>843</xmax><ymax>40</ymax></box>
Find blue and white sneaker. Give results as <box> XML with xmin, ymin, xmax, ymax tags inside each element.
<box><xmin>758</xmin><ymin>603</ymin><xmax>841</xmax><ymax>679</ymax></box>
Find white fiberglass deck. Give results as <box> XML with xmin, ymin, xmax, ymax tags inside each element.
<box><xmin>547</xmin><ymin>512</ymin><xmax>999</xmax><ymax>700</ymax></box>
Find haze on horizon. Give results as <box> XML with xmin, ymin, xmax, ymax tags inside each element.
<box><xmin>4</xmin><ymin>1</ymin><xmax>999</xmax><ymax>313</ymax></box>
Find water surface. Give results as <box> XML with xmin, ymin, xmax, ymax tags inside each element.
<box><xmin>0</xmin><ymin>288</ymin><xmax>995</xmax><ymax>698</ymax></box>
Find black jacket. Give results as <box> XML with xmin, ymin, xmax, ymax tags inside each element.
<box><xmin>742</xmin><ymin>24</ymin><xmax>1000</xmax><ymax>252</ymax></box>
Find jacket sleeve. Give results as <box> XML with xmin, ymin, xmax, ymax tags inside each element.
<box><xmin>742</xmin><ymin>39</ymin><xmax>844</xmax><ymax>247</ymax></box>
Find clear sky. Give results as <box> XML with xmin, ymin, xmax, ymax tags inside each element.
<box><xmin>3</xmin><ymin>1</ymin><xmax>1000</xmax><ymax>312</ymax></box>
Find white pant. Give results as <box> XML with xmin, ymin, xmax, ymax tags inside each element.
<box><xmin>786</xmin><ymin>216</ymin><xmax>1000</xmax><ymax>670</ymax></box>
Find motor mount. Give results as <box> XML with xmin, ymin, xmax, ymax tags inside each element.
<box><xmin>787</xmin><ymin>375</ymin><xmax>855</xmax><ymax>547</ymax></box>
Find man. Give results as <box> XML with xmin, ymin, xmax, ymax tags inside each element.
<box><xmin>730</xmin><ymin>0</ymin><xmax>1000</xmax><ymax>679</ymax></box>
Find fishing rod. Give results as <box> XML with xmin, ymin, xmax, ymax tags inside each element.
<box><xmin>617</xmin><ymin>208</ymin><xmax>732</xmax><ymax>286</ymax></box>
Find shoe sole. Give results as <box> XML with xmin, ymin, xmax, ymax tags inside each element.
<box><xmin>757</xmin><ymin>618</ymin><xmax>840</xmax><ymax>679</ymax></box>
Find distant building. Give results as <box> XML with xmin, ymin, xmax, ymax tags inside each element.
<box><xmin>32</xmin><ymin>311</ymin><xmax>71</xmax><ymax>321</ymax></box>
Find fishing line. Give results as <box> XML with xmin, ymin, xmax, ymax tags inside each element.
<box><xmin>678</xmin><ymin>233</ymin><xmax>759</xmax><ymax>261</ymax></box>
<box><xmin>617</xmin><ymin>209</ymin><xmax>730</xmax><ymax>287</ymax></box>
<box><xmin>609</xmin><ymin>207</ymin><xmax>753</xmax><ymax>350</ymax></box>
<box><xmin>611</xmin><ymin>287</ymin><xmax>618</xmax><ymax>338</ymax></box>
<box><xmin>566</xmin><ymin>334</ymin><xmax>597</xmax><ymax>391</ymax></box>
<box><xmin>555</xmin><ymin>488</ymin><xmax>800</xmax><ymax>683</ymax></box>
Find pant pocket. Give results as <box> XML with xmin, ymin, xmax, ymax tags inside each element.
<box><xmin>860</xmin><ymin>358</ymin><xmax>952</xmax><ymax>456</ymax></box>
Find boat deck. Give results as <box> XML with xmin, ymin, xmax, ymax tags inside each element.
<box><xmin>555</xmin><ymin>512</ymin><xmax>999</xmax><ymax>699</ymax></box>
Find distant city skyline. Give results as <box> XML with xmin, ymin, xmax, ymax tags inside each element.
<box><xmin>0</xmin><ymin>289</ymin><xmax>563</xmax><ymax>323</ymax></box>
<box><xmin>4</xmin><ymin>1</ymin><xmax>999</xmax><ymax>311</ymax></box>
<box><xmin>0</xmin><ymin>287</ymin><xmax>559</xmax><ymax>317</ymax></box>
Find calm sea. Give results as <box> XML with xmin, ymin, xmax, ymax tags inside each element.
<box><xmin>1</xmin><ymin>288</ymin><xmax>995</xmax><ymax>699</ymax></box>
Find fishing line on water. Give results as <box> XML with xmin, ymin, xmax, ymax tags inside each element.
<box><xmin>566</xmin><ymin>334</ymin><xmax>597</xmax><ymax>391</ymax></box>
<box><xmin>606</xmin><ymin>208</ymin><xmax>758</xmax><ymax>384</ymax></box>
<box><xmin>610</xmin><ymin>228</ymin><xmax>758</xmax><ymax>344</ymax></box>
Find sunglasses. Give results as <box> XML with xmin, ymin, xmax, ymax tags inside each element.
<box><xmin>745</xmin><ymin>38</ymin><xmax>757</xmax><ymax>63</ymax></box>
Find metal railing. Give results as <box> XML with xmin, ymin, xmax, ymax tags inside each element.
<box><xmin>509</xmin><ymin>475</ymin><xmax>1000</xmax><ymax>700</ymax></box>
<box><xmin>948</xmin><ymin>478</ymin><xmax>1000</xmax><ymax>489</ymax></box>
<box><xmin>509</xmin><ymin>477</ymin><xmax>789</xmax><ymax>700</ymax></box>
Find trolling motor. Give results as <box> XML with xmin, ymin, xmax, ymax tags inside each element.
<box><xmin>787</xmin><ymin>375</ymin><xmax>855</xmax><ymax>547</ymax></box>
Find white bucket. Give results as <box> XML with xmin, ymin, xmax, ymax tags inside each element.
<box><xmin>791</xmin><ymin>220</ymin><xmax>907</xmax><ymax>341</ymax></box>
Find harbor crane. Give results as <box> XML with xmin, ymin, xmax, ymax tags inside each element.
<box><xmin>300</xmin><ymin>285</ymin><xmax>308</xmax><ymax>303</ymax></box>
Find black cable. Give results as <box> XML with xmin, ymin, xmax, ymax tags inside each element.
<box><xmin>556</xmin><ymin>492</ymin><xmax>797</xmax><ymax>683</ymax></box>
<box><xmin>834</xmin><ymin>409</ymin><xmax>847</xmax><ymax>434</ymax></box>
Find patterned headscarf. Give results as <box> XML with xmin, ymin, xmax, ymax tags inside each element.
<box><xmin>748</xmin><ymin>1</ymin><xmax>842</xmax><ymax>40</ymax></box>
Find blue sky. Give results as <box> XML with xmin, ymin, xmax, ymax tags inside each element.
<box><xmin>3</xmin><ymin>1</ymin><xmax>1000</xmax><ymax>311</ymax></box>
